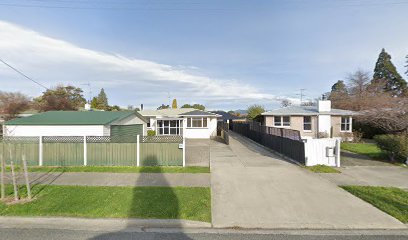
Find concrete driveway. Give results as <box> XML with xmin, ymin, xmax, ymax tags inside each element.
<box><xmin>210</xmin><ymin>132</ymin><xmax>405</xmax><ymax>229</ymax></box>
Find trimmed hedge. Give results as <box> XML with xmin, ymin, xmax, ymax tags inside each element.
<box><xmin>374</xmin><ymin>134</ymin><xmax>408</xmax><ymax>163</ymax></box>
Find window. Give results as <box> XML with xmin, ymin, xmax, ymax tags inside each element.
<box><xmin>157</xmin><ymin>120</ymin><xmax>182</xmax><ymax>135</ymax></box>
<box><xmin>274</xmin><ymin>116</ymin><xmax>290</xmax><ymax>127</ymax></box>
<box><xmin>303</xmin><ymin>116</ymin><xmax>312</xmax><ymax>131</ymax></box>
<box><xmin>187</xmin><ymin>118</ymin><xmax>208</xmax><ymax>128</ymax></box>
<box><xmin>341</xmin><ymin>117</ymin><xmax>351</xmax><ymax>131</ymax></box>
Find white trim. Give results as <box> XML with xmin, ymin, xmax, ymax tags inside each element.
<box><xmin>83</xmin><ymin>136</ymin><xmax>87</xmax><ymax>166</ymax></box>
<box><xmin>137</xmin><ymin>135</ymin><xmax>140</xmax><ymax>166</ymax></box>
<box><xmin>38</xmin><ymin>136</ymin><xmax>43</xmax><ymax>166</ymax></box>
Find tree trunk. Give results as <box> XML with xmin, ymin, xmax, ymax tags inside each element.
<box><xmin>22</xmin><ymin>154</ymin><xmax>31</xmax><ymax>199</ymax></box>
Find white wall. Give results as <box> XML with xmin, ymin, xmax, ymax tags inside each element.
<box><xmin>4</xmin><ymin>125</ymin><xmax>107</xmax><ymax>137</ymax></box>
<box><xmin>183</xmin><ymin>118</ymin><xmax>218</xmax><ymax>139</ymax></box>
<box><xmin>304</xmin><ymin>138</ymin><xmax>341</xmax><ymax>167</ymax></box>
<box><xmin>318</xmin><ymin>115</ymin><xmax>331</xmax><ymax>136</ymax></box>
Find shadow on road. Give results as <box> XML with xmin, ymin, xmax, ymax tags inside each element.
<box><xmin>88</xmin><ymin>157</ymin><xmax>193</xmax><ymax>240</ymax></box>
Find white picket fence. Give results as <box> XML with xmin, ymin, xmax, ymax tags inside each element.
<box><xmin>304</xmin><ymin>138</ymin><xmax>341</xmax><ymax>167</ymax></box>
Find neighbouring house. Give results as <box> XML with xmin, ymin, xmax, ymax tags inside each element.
<box><xmin>3</xmin><ymin>111</ymin><xmax>148</xmax><ymax>137</ymax></box>
<box><xmin>261</xmin><ymin>100</ymin><xmax>356</xmax><ymax>139</ymax></box>
<box><xmin>210</xmin><ymin>110</ymin><xmax>246</xmax><ymax>122</ymax></box>
<box><xmin>139</xmin><ymin>108</ymin><xmax>221</xmax><ymax>139</ymax></box>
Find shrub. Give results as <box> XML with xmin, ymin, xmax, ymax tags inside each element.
<box><xmin>373</xmin><ymin>134</ymin><xmax>408</xmax><ymax>163</ymax></box>
<box><xmin>147</xmin><ymin>130</ymin><xmax>156</xmax><ymax>136</ymax></box>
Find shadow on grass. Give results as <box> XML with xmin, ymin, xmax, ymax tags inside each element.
<box><xmin>88</xmin><ymin>156</ymin><xmax>193</xmax><ymax>239</ymax></box>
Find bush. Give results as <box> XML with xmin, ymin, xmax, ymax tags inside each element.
<box><xmin>353</xmin><ymin>121</ymin><xmax>386</xmax><ymax>139</ymax></box>
<box><xmin>373</xmin><ymin>134</ymin><xmax>408</xmax><ymax>163</ymax></box>
<box><xmin>147</xmin><ymin>130</ymin><xmax>156</xmax><ymax>136</ymax></box>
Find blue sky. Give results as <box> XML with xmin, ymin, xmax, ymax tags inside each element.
<box><xmin>0</xmin><ymin>0</ymin><xmax>407</xmax><ymax>110</ymax></box>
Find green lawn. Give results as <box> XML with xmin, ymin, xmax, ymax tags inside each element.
<box><xmin>7</xmin><ymin>166</ymin><xmax>210</xmax><ymax>174</ymax></box>
<box><xmin>341</xmin><ymin>143</ymin><xmax>388</xmax><ymax>160</ymax></box>
<box><xmin>306</xmin><ymin>165</ymin><xmax>341</xmax><ymax>173</ymax></box>
<box><xmin>342</xmin><ymin>186</ymin><xmax>408</xmax><ymax>223</ymax></box>
<box><xmin>0</xmin><ymin>184</ymin><xmax>211</xmax><ymax>222</ymax></box>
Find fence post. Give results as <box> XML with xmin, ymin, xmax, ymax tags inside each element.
<box><xmin>335</xmin><ymin>138</ymin><xmax>341</xmax><ymax>167</ymax></box>
<box><xmin>39</xmin><ymin>136</ymin><xmax>43</xmax><ymax>166</ymax></box>
<box><xmin>182</xmin><ymin>136</ymin><xmax>186</xmax><ymax>167</ymax></box>
<box><xmin>136</xmin><ymin>135</ymin><xmax>140</xmax><ymax>167</ymax></box>
<box><xmin>83</xmin><ymin>136</ymin><xmax>87</xmax><ymax>166</ymax></box>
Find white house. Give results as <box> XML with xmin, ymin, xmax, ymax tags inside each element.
<box><xmin>3</xmin><ymin>111</ymin><xmax>148</xmax><ymax>137</ymax></box>
<box><xmin>261</xmin><ymin>100</ymin><xmax>356</xmax><ymax>139</ymax></box>
<box><xmin>139</xmin><ymin>108</ymin><xmax>221</xmax><ymax>139</ymax></box>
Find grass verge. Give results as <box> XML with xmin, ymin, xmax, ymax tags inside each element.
<box><xmin>341</xmin><ymin>186</ymin><xmax>408</xmax><ymax>223</ymax></box>
<box><xmin>0</xmin><ymin>184</ymin><xmax>211</xmax><ymax>222</ymax></box>
<box><xmin>7</xmin><ymin>166</ymin><xmax>210</xmax><ymax>174</ymax></box>
<box><xmin>341</xmin><ymin>143</ymin><xmax>388</xmax><ymax>160</ymax></box>
<box><xmin>306</xmin><ymin>165</ymin><xmax>341</xmax><ymax>173</ymax></box>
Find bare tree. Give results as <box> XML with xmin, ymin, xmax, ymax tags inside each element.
<box><xmin>347</xmin><ymin>70</ymin><xmax>370</xmax><ymax>97</ymax></box>
<box><xmin>280</xmin><ymin>99</ymin><xmax>292</xmax><ymax>107</ymax></box>
<box><xmin>356</xmin><ymin>97</ymin><xmax>408</xmax><ymax>134</ymax></box>
<box><xmin>0</xmin><ymin>91</ymin><xmax>30</xmax><ymax>121</ymax></box>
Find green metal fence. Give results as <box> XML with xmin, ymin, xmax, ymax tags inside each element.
<box><xmin>0</xmin><ymin>135</ymin><xmax>183</xmax><ymax>167</ymax></box>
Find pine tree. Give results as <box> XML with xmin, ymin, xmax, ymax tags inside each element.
<box><xmin>97</xmin><ymin>88</ymin><xmax>108</xmax><ymax>110</ymax></box>
<box><xmin>90</xmin><ymin>97</ymin><xmax>98</xmax><ymax>109</ymax></box>
<box><xmin>372</xmin><ymin>49</ymin><xmax>407</xmax><ymax>96</ymax></box>
<box><xmin>172</xmin><ymin>99</ymin><xmax>177</xmax><ymax>109</ymax></box>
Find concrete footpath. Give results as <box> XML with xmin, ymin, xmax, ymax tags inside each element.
<box><xmin>319</xmin><ymin>166</ymin><xmax>408</xmax><ymax>189</ymax></box>
<box><xmin>210</xmin><ymin>132</ymin><xmax>406</xmax><ymax>229</ymax></box>
<box><xmin>5</xmin><ymin>172</ymin><xmax>210</xmax><ymax>187</ymax></box>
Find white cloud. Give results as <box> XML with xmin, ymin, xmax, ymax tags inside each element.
<box><xmin>0</xmin><ymin>21</ymin><xmax>284</xmax><ymax>110</ymax></box>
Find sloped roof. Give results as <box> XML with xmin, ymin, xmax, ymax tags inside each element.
<box><xmin>180</xmin><ymin>110</ymin><xmax>220</xmax><ymax>117</ymax></box>
<box><xmin>5</xmin><ymin>111</ymin><xmax>137</xmax><ymax>125</ymax></box>
<box><xmin>210</xmin><ymin>111</ymin><xmax>246</xmax><ymax>121</ymax></box>
<box><xmin>139</xmin><ymin>108</ymin><xmax>220</xmax><ymax>117</ymax></box>
<box><xmin>261</xmin><ymin>106</ymin><xmax>356</xmax><ymax>116</ymax></box>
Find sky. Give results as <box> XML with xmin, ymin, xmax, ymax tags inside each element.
<box><xmin>0</xmin><ymin>0</ymin><xmax>407</xmax><ymax>111</ymax></box>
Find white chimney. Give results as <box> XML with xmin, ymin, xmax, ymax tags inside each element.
<box><xmin>317</xmin><ymin>100</ymin><xmax>331</xmax><ymax>112</ymax></box>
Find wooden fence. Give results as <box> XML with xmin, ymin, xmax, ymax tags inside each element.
<box><xmin>0</xmin><ymin>135</ymin><xmax>184</xmax><ymax>167</ymax></box>
<box><xmin>230</xmin><ymin>121</ymin><xmax>305</xmax><ymax>164</ymax></box>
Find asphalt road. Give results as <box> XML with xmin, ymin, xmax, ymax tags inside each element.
<box><xmin>1</xmin><ymin>228</ymin><xmax>407</xmax><ymax>240</ymax></box>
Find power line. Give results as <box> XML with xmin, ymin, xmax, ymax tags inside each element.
<box><xmin>0</xmin><ymin>58</ymin><xmax>49</xmax><ymax>90</ymax></box>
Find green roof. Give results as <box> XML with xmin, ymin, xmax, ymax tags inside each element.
<box><xmin>5</xmin><ymin>111</ymin><xmax>136</xmax><ymax>126</ymax></box>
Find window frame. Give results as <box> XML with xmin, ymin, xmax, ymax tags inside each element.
<box><xmin>273</xmin><ymin>116</ymin><xmax>290</xmax><ymax>127</ymax></box>
<box><xmin>156</xmin><ymin>120</ymin><xmax>182</xmax><ymax>135</ymax></box>
<box><xmin>340</xmin><ymin>116</ymin><xmax>351</xmax><ymax>132</ymax></box>
<box><xmin>303</xmin><ymin>116</ymin><xmax>312</xmax><ymax>132</ymax></box>
<box><xmin>186</xmin><ymin>117</ymin><xmax>208</xmax><ymax>128</ymax></box>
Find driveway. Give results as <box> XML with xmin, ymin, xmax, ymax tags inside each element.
<box><xmin>318</xmin><ymin>166</ymin><xmax>408</xmax><ymax>189</ymax></box>
<box><xmin>210</xmin><ymin>132</ymin><xmax>405</xmax><ymax>229</ymax></box>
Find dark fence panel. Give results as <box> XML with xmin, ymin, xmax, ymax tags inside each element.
<box><xmin>231</xmin><ymin>121</ymin><xmax>305</xmax><ymax>164</ymax></box>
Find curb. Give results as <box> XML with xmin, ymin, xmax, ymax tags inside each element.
<box><xmin>0</xmin><ymin>216</ymin><xmax>211</xmax><ymax>231</ymax></box>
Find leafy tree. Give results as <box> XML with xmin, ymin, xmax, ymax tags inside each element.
<box><xmin>157</xmin><ymin>104</ymin><xmax>170</xmax><ymax>110</ymax></box>
<box><xmin>35</xmin><ymin>85</ymin><xmax>86</xmax><ymax>112</ymax></box>
<box><xmin>181</xmin><ymin>104</ymin><xmax>192</xmax><ymax>108</ymax></box>
<box><xmin>90</xmin><ymin>97</ymin><xmax>98</xmax><ymax>109</ymax></box>
<box><xmin>172</xmin><ymin>99</ymin><xmax>178</xmax><ymax>109</ymax></box>
<box><xmin>181</xmin><ymin>103</ymin><xmax>205</xmax><ymax>111</ymax></box>
<box><xmin>331</xmin><ymin>80</ymin><xmax>348</xmax><ymax>94</ymax></box>
<box><xmin>247</xmin><ymin>104</ymin><xmax>265</xmax><ymax>121</ymax></box>
<box><xmin>97</xmin><ymin>88</ymin><xmax>109</xmax><ymax>110</ymax></box>
<box><xmin>372</xmin><ymin>48</ymin><xmax>407</xmax><ymax>96</ymax></box>
<box><xmin>0</xmin><ymin>91</ymin><xmax>30</xmax><ymax>121</ymax></box>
